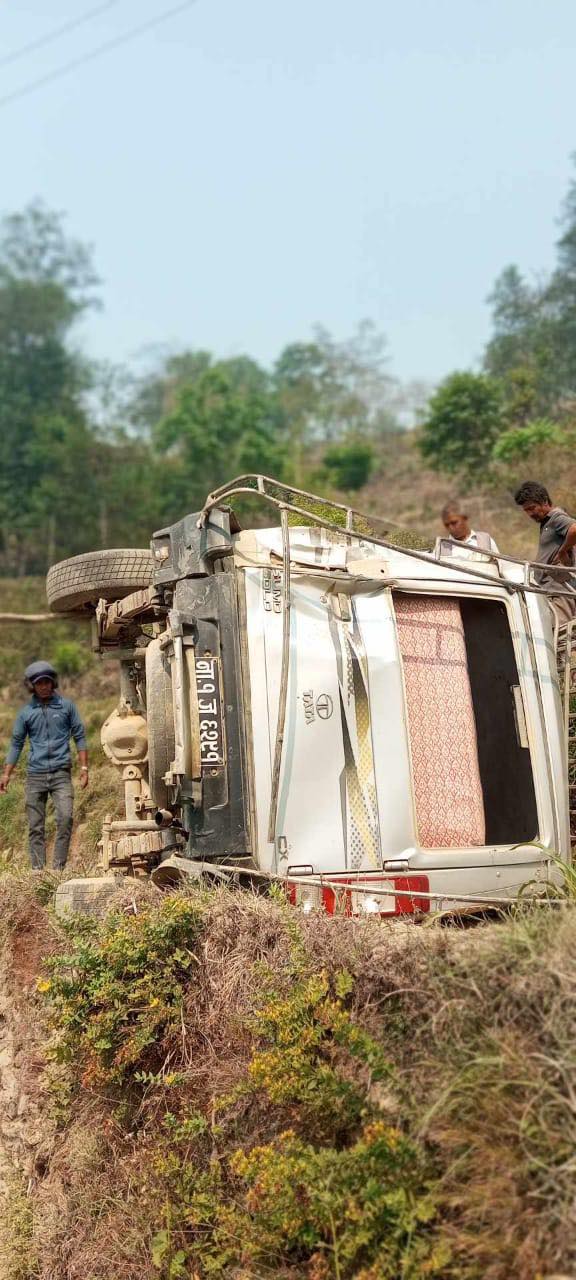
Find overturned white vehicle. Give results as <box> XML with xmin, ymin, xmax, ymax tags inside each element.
<box><xmin>47</xmin><ymin>476</ymin><xmax>576</xmax><ymax>916</ymax></box>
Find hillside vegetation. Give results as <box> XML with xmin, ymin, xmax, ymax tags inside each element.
<box><xmin>4</xmin><ymin>165</ymin><xmax>576</xmax><ymax>1277</ymax></box>
<box><xmin>0</xmin><ymin>875</ymin><xmax>574</xmax><ymax>1280</ymax></box>
<box><xmin>359</xmin><ymin>431</ymin><xmax>564</xmax><ymax>560</ymax></box>
<box><xmin>4</xmin><ymin>168</ymin><xmax>576</xmax><ymax>580</ymax></box>
<box><xmin>0</xmin><ymin>551</ymin><xmax>573</xmax><ymax>1280</ymax></box>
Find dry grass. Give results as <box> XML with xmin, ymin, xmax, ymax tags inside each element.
<box><xmin>360</xmin><ymin>431</ymin><xmax>576</xmax><ymax>560</ymax></box>
<box><xmin>0</xmin><ymin>517</ymin><xmax>573</xmax><ymax>1276</ymax></box>
<box><xmin>0</xmin><ymin>879</ymin><xmax>574</xmax><ymax>1279</ymax></box>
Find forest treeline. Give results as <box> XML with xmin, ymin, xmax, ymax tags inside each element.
<box><xmin>4</xmin><ymin>157</ymin><xmax>576</xmax><ymax>574</ymax></box>
<box><xmin>420</xmin><ymin>156</ymin><xmax>576</xmax><ymax>486</ymax></box>
<box><xmin>0</xmin><ymin>202</ymin><xmax>417</xmax><ymax>574</ymax></box>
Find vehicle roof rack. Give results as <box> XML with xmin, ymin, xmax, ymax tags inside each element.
<box><xmin>199</xmin><ymin>474</ymin><xmax>576</xmax><ymax>855</ymax></box>
<box><xmin>198</xmin><ymin>473</ymin><xmax>576</xmax><ymax>600</ymax></box>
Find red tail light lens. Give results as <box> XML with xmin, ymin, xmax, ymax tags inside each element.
<box><xmin>286</xmin><ymin>875</ymin><xmax>430</xmax><ymax>916</ymax></box>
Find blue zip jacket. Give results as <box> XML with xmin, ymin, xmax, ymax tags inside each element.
<box><xmin>6</xmin><ymin>694</ymin><xmax>87</xmax><ymax>774</ymax></box>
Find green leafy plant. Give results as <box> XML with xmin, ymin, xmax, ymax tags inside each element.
<box><xmin>151</xmin><ymin>1227</ymin><xmax>187</xmax><ymax>1278</ymax></box>
<box><xmin>492</xmin><ymin>418</ymin><xmax>563</xmax><ymax>462</ymax></box>
<box><xmin>323</xmin><ymin>440</ymin><xmax>376</xmax><ymax>491</ymax></box>
<box><xmin>419</xmin><ymin>370</ymin><xmax>504</xmax><ymax>479</ymax></box>
<box><xmin>42</xmin><ymin>896</ymin><xmax>202</xmax><ymax>1087</ymax></box>
<box><xmin>52</xmin><ymin>640</ymin><xmax>90</xmax><ymax>677</ymax></box>
<box><xmin>239</xmin><ymin>966</ymin><xmax>390</xmax><ymax>1135</ymax></box>
<box><xmin>36</xmin><ymin>891</ymin><xmax>446</xmax><ymax>1279</ymax></box>
<box><xmin>223</xmin><ymin>1124</ymin><xmax>447</xmax><ymax>1280</ymax></box>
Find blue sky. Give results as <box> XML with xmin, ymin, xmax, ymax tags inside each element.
<box><xmin>1</xmin><ymin>0</ymin><xmax>576</xmax><ymax>384</ymax></box>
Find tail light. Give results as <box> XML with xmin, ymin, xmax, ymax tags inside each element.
<box><xmin>286</xmin><ymin>875</ymin><xmax>429</xmax><ymax>916</ymax></box>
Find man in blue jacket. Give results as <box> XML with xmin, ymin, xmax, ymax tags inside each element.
<box><xmin>0</xmin><ymin>661</ymin><xmax>89</xmax><ymax>870</ymax></box>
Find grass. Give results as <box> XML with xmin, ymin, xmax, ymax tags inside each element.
<box><xmin>0</xmin><ymin>520</ymin><xmax>573</xmax><ymax>1276</ymax></box>
<box><xmin>0</xmin><ymin>1174</ymin><xmax>38</xmax><ymax>1280</ymax></box>
<box><xmin>0</xmin><ymin>877</ymin><xmax>575</xmax><ymax>1280</ymax></box>
<box><xmin>357</xmin><ymin>431</ymin><xmax>566</xmax><ymax>560</ymax></box>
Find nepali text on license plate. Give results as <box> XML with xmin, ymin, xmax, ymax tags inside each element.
<box><xmin>195</xmin><ymin>656</ymin><xmax>224</xmax><ymax>767</ymax></box>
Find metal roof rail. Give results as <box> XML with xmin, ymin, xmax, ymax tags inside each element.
<box><xmin>198</xmin><ymin>473</ymin><xmax>576</xmax><ymax>601</ymax></box>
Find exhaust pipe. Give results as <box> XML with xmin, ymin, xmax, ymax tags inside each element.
<box><xmin>154</xmin><ymin>809</ymin><xmax>174</xmax><ymax>828</ymax></box>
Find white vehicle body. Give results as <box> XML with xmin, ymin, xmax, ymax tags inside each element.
<box><xmin>53</xmin><ymin>475</ymin><xmax>572</xmax><ymax>917</ymax></box>
<box><xmin>237</xmin><ymin>525</ymin><xmax>568</xmax><ymax>911</ymax></box>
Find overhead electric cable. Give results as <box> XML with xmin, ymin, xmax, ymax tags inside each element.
<box><xmin>0</xmin><ymin>0</ymin><xmax>123</xmax><ymax>70</ymax></box>
<box><xmin>0</xmin><ymin>0</ymin><xmax>198</xmax><ymax>109</ymax></box>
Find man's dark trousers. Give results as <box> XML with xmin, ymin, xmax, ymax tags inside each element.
<box><xmin>25</xmin><ymin>769</ymin><xmax>74</xmax><ymax>870</ymax></box>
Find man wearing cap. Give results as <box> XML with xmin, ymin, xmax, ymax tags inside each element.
<box><xmin>0</xmin><ymin>662</ymin><xmax>88</xmax><ymax>870</ymax></box>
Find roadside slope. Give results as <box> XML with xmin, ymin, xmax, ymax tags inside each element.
<box><xmin>0</xmin><ymin>877</ymin><xmax>574</xmax><ymax>1280</ymax></box>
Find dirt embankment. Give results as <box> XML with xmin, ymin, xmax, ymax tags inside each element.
<box><xmin>0</xmin><ymin>875</ymin><xmax>574</xmax><ymax>1280</ymax></box>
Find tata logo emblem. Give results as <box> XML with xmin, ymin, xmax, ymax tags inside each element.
<box><xmin>316</xmin><ymin>693</ymin><xmax>333</xmax><ymax>720</ymax></box>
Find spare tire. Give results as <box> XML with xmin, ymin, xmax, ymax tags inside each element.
<box><xmin>47</xmin><ymin>548</ymin><xmax>154</xmax><ymax>613</ymax></box>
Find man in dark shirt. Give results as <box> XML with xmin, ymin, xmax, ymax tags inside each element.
<box><xmin>0</xmin><ymin>661</ymin><xmax>88</xmax><ymax>870</ymax></box>
<box><xmin>514</xmin><ymin>481</ymin><xmax>576</xmax><ymax>622</ymax></box>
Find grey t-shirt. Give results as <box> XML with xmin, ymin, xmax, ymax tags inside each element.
<box><xmin>537</xmin><ymin>507</ymin><xmax>576</xmax><ymax>591</ymax></box>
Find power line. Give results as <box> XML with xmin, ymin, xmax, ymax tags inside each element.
<box><xmin>0</xmin><ymin>1</ymin><xmax>123</xmax><ymax>70</ymax></box>
<box><xmin>0</xmin><ymin>0</ymin><xmax>199</xmax><ymax>109</ymax></box>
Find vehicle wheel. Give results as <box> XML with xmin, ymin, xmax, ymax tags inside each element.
<box><xmin>146</xmin><ymin>638</ymin><xmax>175</xmax><ymax>810</ymax></box>
<box><xmin>46</xmin><ymin>548</ymin><xmax>154</xmax><ymax>613</ymax></box>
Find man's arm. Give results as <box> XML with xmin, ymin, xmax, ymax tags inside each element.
<box><xmin>0</xmin><ymin>710</ymin><xmax>28</xmax><ymax>792</ymax></box>
<box><xmin>77</xmin><ymin>747</ymin><xmax>89</xmax><ymax>789</ymax></box>
<box><xmin>552</xmin><ymin>521</ymin><xmax>576</xmax><ymax>566</ymax></box>
<box><xmin>68</xmin><ymin>701</ymin><xmax>89</xmax><ymax>790</ymax></box>
<box><xmin>0</xmin><ymin>763</ymin><xmax>16</xmax><ymax>793</ymax></box>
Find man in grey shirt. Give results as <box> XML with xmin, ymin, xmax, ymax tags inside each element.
<box><xmin>514</xmin><ymin>480</ymin><xmax>576</xmax><ymax>622</ymax></box>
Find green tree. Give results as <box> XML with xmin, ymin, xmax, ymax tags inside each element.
<box><xmin>482</xmin><ymin>158</ymin><xmax>576</xmax><ymax>407</ymax></box>
<box><xmin>546</xmin><ymin>154</ymin><xmax>576</xmax><ymax>394</ymax></box>
<box><xmin>129</xmin><ymin>349</ymin><xmax>216</xmax><ymax>434</ymax></box>
<box><xmin>323</xmin><ymin>440</ymin><xmax>375</xmax><ymax>491</ymax></box>
<box><xmin>273</xmin><ymin>341</ymin><xmax>325</xmax><ymax>481</ymax></box>
<box><xmin>0</xmin><ymin>202</ymin><xmax>98</xmax><ymax>572</ymax></box>
<box><xmin>129</xmin><ymin>350</ymin><xmax>274</xmax><ymax>436</ymax></box>
<box><xmin>419</xmin><ymin>371</ymin><xmax>504</xmax><ymax>480</ymax></box>
<box><xmin>274</xmin><ymin>322</ymin><xmax>399</xmax><ymax>483</ymax></box>
<box><xmin>484</xmin><ymin>266</ymin><xmax>557</xmax><ymax>407</ymax></box>
<box><xmin>492</xmin><ymin>418</ymin><xmax>563</xmax><ymax>463</ymax></box>
<box><xmin>155</xmin><ymin>362</ymin><xmax>286</xmax><ymax>509</ymax></box>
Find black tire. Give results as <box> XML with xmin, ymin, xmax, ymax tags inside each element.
<box><xmin>46</xmin><ymin>548</ymin><xmax>154</xmax><ymax>613</ymax></box>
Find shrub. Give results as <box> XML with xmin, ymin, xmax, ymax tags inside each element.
<box><xmin>323</xmin><ymin>440</ymin><xmax>376</xmax><ymax>491</ymax></box>
<box><xmin>492</xmin><ymin>417</ymin><xmax>563</xmax><ymax>461</ymax></box>
<box><xmin>224</xmin><ymin>1124</ymin><xmax>447</xmax><ymax>1279</ymax></box>
<box><xmin>16</xmin><ymin>883</ymin><xmax>576</xmax><ymax>1280</ymax></box>
<box><xmin>236</xmin><ymin>966</ymin><xmax>390</xmax><ymax>1140</ymax></box>
<box><xmin>43</xmin><ymin>896</ymin><xmax>203</xmax><ymax>1087</ymax></box>
<box><xmin>52</xmin><ymin>640</ymin><xmax>89</xmax><ymax>677</ymax></box>
<box><xmin>37</xmin><ymin>891</ymin><xmax>445</xmax><ymax>1279</ymax></box>
<box><xmin>419</xmin><ymin>370</ymin><xmax>504</xmax><ymax>479</ymax></box>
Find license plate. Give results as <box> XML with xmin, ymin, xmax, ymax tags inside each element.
<box><xmin>195</xmin><ymin>656</ymin><xmax>224</xmax><ymax>767</ymax></box>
